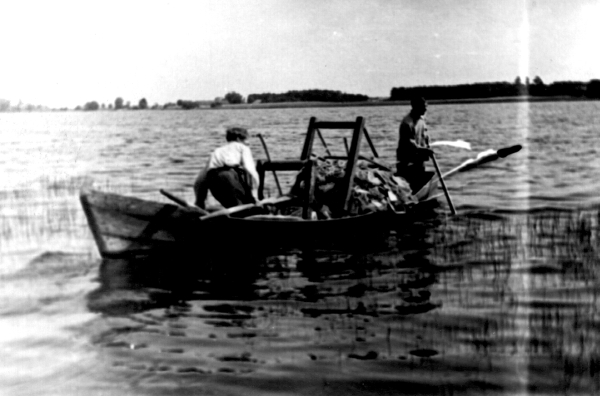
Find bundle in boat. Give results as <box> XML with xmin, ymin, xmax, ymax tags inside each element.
<box><xmin>289</xmin><ymin>158</ymin><xmax>417</xmax><ymax>218</ymax></box>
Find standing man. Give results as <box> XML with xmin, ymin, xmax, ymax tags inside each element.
<box><xmin>396</xmin><ymin>96</ymin><xmax>434</xmax><ymax>191</ymax></box>
<box><xmin>194</xmin><ymin>127</ymin><xmax>259</xmax><ymax>209</ymax></box>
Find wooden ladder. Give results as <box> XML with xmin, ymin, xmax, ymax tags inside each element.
<box><xmin>257</xmin><ymin>116</ymin><xmax>378</xmax><ymax>217</ymax></box>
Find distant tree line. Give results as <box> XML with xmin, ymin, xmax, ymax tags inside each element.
<box><xmin>390</xmin><ymin>77</ymin><xmax>600</xmax><ymax>101</ymax></box>
<box><xmin>5</xmin><ymin>78</ymin><xmax>599</xmax><ymax>113</ymax></box>
<box><xmin>247</xmin><ymin>89</ymin><xmax>369</xmax><ymax>104</ymax></box>
<box><xmin>0</xmin><ymin>99</ymin><xmax>48</xmax><ymax>112</ymax></box>
<box><xmin>75</xmin><ymin>97</ymin><xmax>154</xmax><ymax>111</ymax></box>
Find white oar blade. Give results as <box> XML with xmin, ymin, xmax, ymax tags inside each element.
<box><xmin>430</xmin><ymin>140</ymin><xmax>472</xmax><ymax>150</ymax></box>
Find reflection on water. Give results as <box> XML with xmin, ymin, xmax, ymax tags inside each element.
<box><xmin>82</xmin><ymin>207</ymin><xmax>600</xmax><ymax>395</ymax></box>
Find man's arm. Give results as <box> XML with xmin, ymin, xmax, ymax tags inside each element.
<box><xmin>241</xmin><ymin>145</ymin><xmax>260</xmax><ymax>197</ymax></box>
<box><xmin>399</xmin><ymin>122</ymin><xmax>432</xmax><ymax>160</ymax></box>
<box><xmin>399</xmin><ymin>122</ymin><xmax>419</xmax><ymax>151</ymax></box>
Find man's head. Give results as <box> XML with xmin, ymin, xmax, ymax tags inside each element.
<box><xmin>226</xmin><ymin>127</ymin><xmax>249</xmax><ymax>142</ymax></box>
<box><xmin>410</xmin><ymin>96</ymin><xmax>427</xmax><ymax>117</ymax></box>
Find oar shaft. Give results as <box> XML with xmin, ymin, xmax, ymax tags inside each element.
<box><xmin>160</xmin><ymin>189</ymin><xmax>208</xmax><ymax>215</ymax></box>
<box><xmin>430</xmin><ymin>154</ymin><xmax>457</xmax><ymax>215</ymax></box>
<box><xmin>160</xmin><ymin>189</ymin><xmax>189</xmax><ymax>207</ymax></box>
<box><xmin>200</xmin><ymin>195</ymin><xmax>293</xmax><ymax>221</ymax></box>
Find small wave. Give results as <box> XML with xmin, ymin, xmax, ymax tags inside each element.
<box><xmin>6</xmin><ymin>251</ymin><xmax>97</xmax><ymax>280</ymax></box>
<box><xmin>0</xmin><ymin>251</ymin><xmax>99</xmax><ymax>319</ymax></box>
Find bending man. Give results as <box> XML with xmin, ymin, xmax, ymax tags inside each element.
<box><xmin>194</xmin><ymin>127</ymin><xmax>259</xmax><ymax>209</ymax></box>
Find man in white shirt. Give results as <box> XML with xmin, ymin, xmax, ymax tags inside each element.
<box><xmin>194</xmin><ymin>127</ymin><xmax>259</xmax><ymax>208</ymax></box>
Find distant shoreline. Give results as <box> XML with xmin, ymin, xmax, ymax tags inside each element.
<box><xmin>4</xmin><ymin>95</ymin><xmax>594</xmax><ymax>113</ymax></box>
<box><xmin>212</xmin><ymin>95</ymin><xmax>596</xmax><ymax>110</ymax></box>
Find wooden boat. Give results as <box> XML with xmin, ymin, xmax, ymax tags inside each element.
<box><xmin>80</xmin><ymin>116</ymin><xmax>521</xmax><ymax>259</ymax></box>
<box><xmin>79</xmin><ymin>187</ymin><xmax>410</xmax><ymax>258</ymax></box>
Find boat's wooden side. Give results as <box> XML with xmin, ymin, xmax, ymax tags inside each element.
<box><xmin>80</xmin><ymin>188</ymin><xmax>401</xmax><ymax>258</ymax></box>
<box><xmin>80</xmin><ymin>188</ymin><xmax>200</xmax><ymax>258</ymax></box>
<box><xmin>222</xmin><ymin>210</ymin><xmax>395</xmax><ymax>253</ymax></box>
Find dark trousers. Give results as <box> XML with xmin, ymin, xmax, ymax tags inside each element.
<box><xmin>396</xmin><ymin>163</ymin><xmax>434</xmax><ymax>193</ymax></box>
<box><xmin>198</xmin><ymin>167</ymin><xmax>255</xmax><ymax>208</ymax></box>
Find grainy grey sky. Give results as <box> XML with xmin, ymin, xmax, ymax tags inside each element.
<box><xmin>1</xmin><ymin>0</ymin><xmax>598</xmax><ymax>108</ymax></box>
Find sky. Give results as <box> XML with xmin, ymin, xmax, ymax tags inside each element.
<box><xmin>1</xmin><ymin>0</ymin><xmax>599</xmax><ymax>108</ymax></box>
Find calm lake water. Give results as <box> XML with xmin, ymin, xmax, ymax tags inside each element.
<box><xmin>1</xmin><ymin>101</ymin><xmax>599</xmax><ymax>395</ymax></box>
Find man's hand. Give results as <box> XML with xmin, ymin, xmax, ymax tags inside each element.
<box><xmin>419</xmin><ymin>147</ymin><xmax>434</xmax><ymax>158</ymax></box>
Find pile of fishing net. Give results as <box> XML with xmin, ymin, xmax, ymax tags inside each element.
<box><xmin>290</xmin><ymin>157</ymin><xmax>417</xmax><ymax>218</ymax></box>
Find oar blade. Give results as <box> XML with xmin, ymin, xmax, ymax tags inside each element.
<box><xmin>497</xmin><ymin>144</ymin><xmax>522</xmax><ymax>158</ymax></box>
<box><xmin>441</xmin><ymin>143</ymin><xmax>522</xmax><ymax>179</ymax></box>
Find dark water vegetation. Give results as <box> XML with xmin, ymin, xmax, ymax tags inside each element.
<box><xmin>0</xmin><ymin>101</ymin><xmax>599</xmax><ymax>394</ymax></box>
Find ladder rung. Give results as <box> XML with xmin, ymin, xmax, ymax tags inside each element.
<box><xmin>313</xmin><ymin>121</ymin><xmax>358</xmax><ymax>129</ymax></box>
<box><xmin>258</xmin><ymin>160</ymin><xmax>308</xmax><ymax>171</ymax></box>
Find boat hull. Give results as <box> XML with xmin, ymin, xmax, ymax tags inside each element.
<box><xmin>80</xmin><ymin>189</ymin><xmax>406</xmax><ymax>259</ymax></box>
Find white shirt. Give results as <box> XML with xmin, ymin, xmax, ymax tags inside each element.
<box><xmin>206</xmin><ymin>141</ymin><xmax>259</xmax><ymax>187</ymax></box>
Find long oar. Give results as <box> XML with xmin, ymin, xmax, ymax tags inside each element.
<box><xmin>430</xmin><ymin>153</ymin><xmax>457</xmax><ymax>215</ymax></box>
<box><xmin>160</xmin><ymin>189</ymin><xmax>208</xmax><ymax>215</ymax></box>
<box><xmin>442</xmin><ymin>144</ymin><xmax>522</xmax><ymax>179</ymax></box>
<box><xmin>161</xmin><ymin>188</ymin><xmax>293</xmax><ymax>220</ymax></box>
<box><xmin>414</xmin><ymin>144</ymin><xmax>522</xmax><ymax>200</ymax></box>
<box><xmin>257</xmin><ymin>133</ymin><xmax>283</xmax><ymax>196</ymax></box>
<box><xmin>200</xmin><ymin>195</ymin><xmax>294</xmax><ymax>221</ymax></box>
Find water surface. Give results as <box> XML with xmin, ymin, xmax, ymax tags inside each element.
<box><xmin>1</xmin><ymin>101</ymin><xmax>599</xmax><ymax>395</ymax></box>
